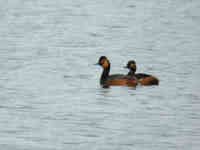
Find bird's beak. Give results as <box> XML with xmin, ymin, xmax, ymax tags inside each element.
<box><xmin>94</xmin><ymin>63</ymin><xmax>99</xmax><ymax>66</ymax></box>
<box><xmin>123</xmin><ymin>66</ymin><xmax>128</xmax><ymax>69</ymax></box>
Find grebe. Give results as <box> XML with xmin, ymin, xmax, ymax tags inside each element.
<box><xmin>125</xmin><ymin>60</ymin><xmax>159</xmax><ymax>85</ymax></box>
<box><xmin>96</xmin><ymin>56</ymin><xmax>137</xmax><ymax>87</ymax></box>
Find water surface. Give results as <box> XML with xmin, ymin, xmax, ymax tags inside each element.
<box><xmin>0</xmin><ymin>0</ymin><xmax>200</xmax><ymax>149</ymax></box>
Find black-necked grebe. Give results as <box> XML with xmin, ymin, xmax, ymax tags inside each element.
<box><xmin>125</xmin><ymin>60</ymin><xmax>159</xmax><ymax>85</ymax></box>
<box><xmin>96</xmin><ymin>56</ymin><xmax>137</xmax><ymax>87</ymax></box>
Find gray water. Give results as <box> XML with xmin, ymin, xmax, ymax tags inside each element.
<box><xmin>0</xmin><ymin>0</ymin><xmax>200</xmax><ymax>149</ymax></box>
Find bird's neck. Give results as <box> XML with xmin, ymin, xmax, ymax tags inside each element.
<box><xmin>100</xmin><ymin>65</ymin><xmax>110</xmax><ymax>85</ymax></box>
<box><xmin>128</xmin><ymin>69</ymin><xmax>140</xmax><ymax>85</ymax></box>
<box><xmin>128</xmin><ymin>69</ymin><xmax>136</xmax><ymax>76</ymax></box>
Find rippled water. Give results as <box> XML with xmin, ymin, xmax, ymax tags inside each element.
<box><xmin>0</xmin><ymin>0</ymin><xmax>200</xmax><ymax>149</ymax></box>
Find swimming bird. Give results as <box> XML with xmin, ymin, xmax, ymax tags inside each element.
<box><xmin>96</xmin><ymin>56</ymin><xmax>137</xmax><ymax>87</ymax></box>
<box><xmin>124</xmin><ymin>60</ymin><xmax>159</xmax><ymax>85</ymax></box>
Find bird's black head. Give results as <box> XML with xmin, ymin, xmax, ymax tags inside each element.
<box><xmin>96</xmin><ymin>56</ymin><xmax>110</xmax><ymax>68</ymax></box>
<box><xmin>125</xmin><ymin>60</ymin><xmax>136</xmax><ymax>73</ymax></box>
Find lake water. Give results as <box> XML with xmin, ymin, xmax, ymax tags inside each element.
<box><xmin>0</xmin><ymin>0</ymin><xmax>200</xmax><ymax>149</ymax></box>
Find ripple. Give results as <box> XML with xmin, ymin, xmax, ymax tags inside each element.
<box><xmin>0</xmin><ymin>0</ymin><xmax>199</xmax><ymax>150</ymax></box>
